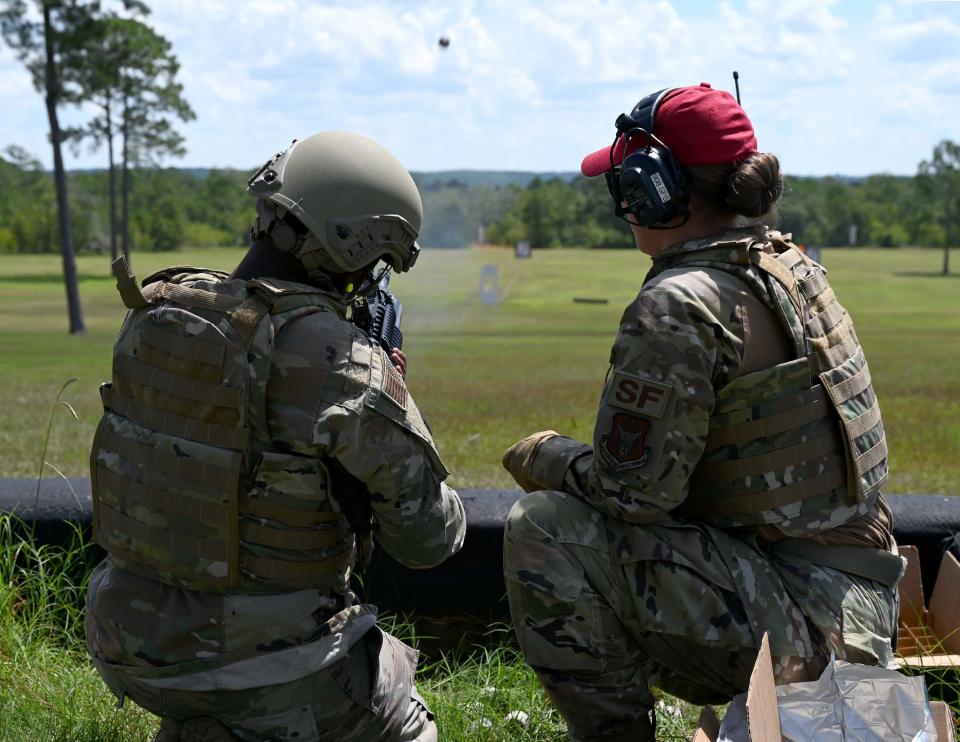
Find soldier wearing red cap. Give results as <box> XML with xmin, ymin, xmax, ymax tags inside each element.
<box><xmin>501</xmin><ymin>84</ymin><xmax>900</xmax><ymax>741</ymax></box>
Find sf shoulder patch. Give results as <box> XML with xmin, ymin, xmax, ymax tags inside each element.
<box><xmin>383</xmin><ymin>363</ymin><xmax>408</xmax><ymax>411</ymax></box>
<box><xmin>606</xmin><ymin>372</ymin><xmax>672</xmax><ymax>418</ymax></box>
<box><xmin>599</xmin><ymin>412</ymin><xmax>653</xmax><ymax>471</ymax></box>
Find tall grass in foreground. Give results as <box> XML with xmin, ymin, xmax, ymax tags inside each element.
<box><xmin>2</xmin><ymin>517</ymin><xmax>956</xmax><ymax>739</ymax></box>
<box><xmin>0</xmin><ymin>516</ymin><xmax>703</xmax><ymax>741</ymax></box>
<box><xmin>0</xmin><ymin>515</ymin><xmax>157</xmax><ymax>741</ymax></box>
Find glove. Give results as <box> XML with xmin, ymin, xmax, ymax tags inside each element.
<box><xmin>502</xmin><ymin>430</ymin><xmax>560</xmax><ymax>492</ymax></box>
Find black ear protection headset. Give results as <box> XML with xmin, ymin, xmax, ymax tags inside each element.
<box><xmin>605</xmin><ymin>88</ymin><xmax>691</xmax><ymax>229</ymax></box>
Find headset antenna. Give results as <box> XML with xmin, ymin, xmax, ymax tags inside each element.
<box><xmin>732</xmin><ymin>70</ymin><xmax>741</xmax><ymax>104</ymax></box>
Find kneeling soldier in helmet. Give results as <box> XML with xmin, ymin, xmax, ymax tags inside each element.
<box><xmin>84</xmin><ymin>131</ymin><xmax>465</xmax><ymax>742</ymax></box>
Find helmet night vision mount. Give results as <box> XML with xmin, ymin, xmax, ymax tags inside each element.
<box><xmin>606</xmin><ymin>88</ymin><xmax>691</xmax><ymax>230</ymax></box>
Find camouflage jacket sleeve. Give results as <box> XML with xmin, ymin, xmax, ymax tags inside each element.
<box><xmin>532</xmin><ymin>268</ymin><xmax>748</xmax><ymax>522</ymax></box>
<box><xmin>267</xmin><ymin>311</ymin><xmax>465</xmax><ymax>568</ymax></box>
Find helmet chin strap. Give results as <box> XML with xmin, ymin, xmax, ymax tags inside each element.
<box><xmin>639</xmin><ymin>208</ymin><xmax>691</xmax><ymax>230</ymax></box>
<box><xmin>349</xmin><ymin>263</ymin><xmax>391</xmax><ymax>300</ymax></box>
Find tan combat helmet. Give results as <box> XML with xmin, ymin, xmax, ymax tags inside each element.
<box><xmin>247</xmin><ymin>131</ymin><xmax>422</xmax><ymax>278</ymax></box>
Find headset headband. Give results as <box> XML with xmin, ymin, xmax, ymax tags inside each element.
<box><xmin>616</xmin><ymin>88</ymin><xmax>674</xmax><ymax>137</ymax></box>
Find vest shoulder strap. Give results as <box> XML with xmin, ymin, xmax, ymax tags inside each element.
<box><xmin>112</xmin><ymin>257</ymin><xmax>149</xmax><ymax>309</ymax></box>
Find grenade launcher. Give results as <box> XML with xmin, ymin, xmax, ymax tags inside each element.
<box><xmin>352</xmin><ymin>272</ymin><xmax>404</xmax><ymax>355</ymax></box>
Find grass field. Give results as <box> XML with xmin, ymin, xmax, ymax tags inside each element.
<box><xmin>1</xmin><ymin>245</ymin><xmax>958</xmax><ymax>493</ymax></box>
<box><xmin>0</xmin><ymin>246</ymin><xmax>958</xmax><ymax>740</ymax></box>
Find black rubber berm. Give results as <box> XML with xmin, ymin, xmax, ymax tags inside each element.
<box><xmin>1</xmin><ymin>478</ymin><xmax>956</xmax><ymax>616</ymax></box>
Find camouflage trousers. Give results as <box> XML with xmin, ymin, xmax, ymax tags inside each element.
<box><xmin>89</xmin><ymin>626</ymin><xmax>435</xmax><ymax>742</ymax></box>
<box><xmin>503</xmin><ymin>491</ymin><xmax>898</xmax><ymax>742</ymax></box>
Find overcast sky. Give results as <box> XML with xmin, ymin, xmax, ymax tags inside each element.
<box><xmin>1</xmin><ymin>0</ymin><xmax>958</xmax><ymax>176</ymax></box>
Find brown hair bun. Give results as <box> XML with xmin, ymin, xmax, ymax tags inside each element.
<box><xmin>683</xmin><ymin>152</ymin><xmax>783</xmax><ymax>219</ymax></box>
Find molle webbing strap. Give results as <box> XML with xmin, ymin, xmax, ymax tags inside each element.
<box><xmin>111</xmin><ymin>373</ymin><xmax>241</xmax><ymax>427</ymax></box>
<box><xmin>140</xmin><ymin>265</ymin><xmax>231</xmax><ymax>284</ymax></box>
<box><xmin>140</xmin><ymin>324</ymin><xmax>227</xmax><ymax>368</ymax></box>
<box><xmin>809</xmin><ymin>287</ymin><xmax>838</xmax><ymax>316</ymax></box>
<box><xmin>690</xmin><ymin>451</ymin><xmax>846</xmax><ymax>507</ymax></box>
<box><xmin>153</xmin><ymin>282</ymin><xmax>244</xmax><ymax>313</ymax></box>
<box><xmin>683</xmin><ymin>467</ymin><xmax>846</xmax><ymax>517</ymax></box>
<box><xmin>239</xmin><ymin>520</ymin><xmax>349</xmax><ymax>551</ymax></box>
<box><xmin>137</xmin><ymin>344</ymin><xmax>223</xmax><ymax>386</ymax></box>
<box><xmin>847</xmin><ymin>403</ymin><xmax>883</xmax><ymax>440</ymax></box>
<box><xmin>114</xmin><ymin>355</ymin><xmax>242</xmax><ymax>409</ymax></box>
<box><xmin>798</xmin><ymin>270</ymin><xmax>829</xmax><ymax>300</ymax></box>
<box><xmin>239</xmin><ymin>495</ymin><xmax>344</xmax><ymax>527</ymax></box>
<box><xmin>706</xmin><ymin>391</ymin><xmax>832</xmax><ymax>448</ymax></box>
<box><xmin>819</xmin><ymin>355</ymin><xmax>887</xmax><ymax>504</ymax></box>
<box><xmin>775</xmin><ymin>247</ymin><xmax>806</xmax><ymax>272</ymax></box>
<box><xmin>105</xmin><ymin>542</ymin><xmax>232</xmax><ymax>589</ymax></box>
<box><xmin>102</xmin><ymin>386</ymin><xmax>248</xmax><ymax>451</ymax></box>
<box><xmin>712</xmin><ymin>376</ymin><xmax>822</xmax><ymax>419</ymax></box>
<box><xmin>227</xmin><ymin>294</ymin><xmax>274</xmax><ymax>351</ymax></box>
<box><xmin>695</xmin><ymin>428</ymin><xmax>840</xmax><ymax>482</ymax></box>
<box><xmin>857</xmin><ymin>438</ymin><xmax>888</xmax><ymax>476</ymax></box>
<box><xmin>810</xmin><ymin>332</ymin><xmax>859</xmax><ymax>371</ymax></box>
<box><xmin>112</xmin><ymin>257</ymin><xmax>149</xmax><ymax>309</ymax></box>
<box><xmin>757</xmin><ymin>251</ymin><xmax>803</xmax><ymax>315</ymax></box>
<box><xmin>97</xmin><ymin>466</ymin><xmax>227</xmax><ymax>525</ymax></box>
<box><xmin>800</xmin><ymin>267</ymin><xmax>860</xmax><ymax>369</ymax></box>
<box><xmin>769</xmin><ymin>539</ymin><xmax>906</xmax><ymax>587</ymax></box>
<box><xmin>99</xmin><ymin>427</ymin><xmax>234</xmax><ymax>491</ymax></box>
<box><xmin>813</xmin><ymin>314</ymin><xmax>855</xmax><ymax>349</ymax></box>
<box><xmin>806</xmin><ymin>302</ymin><xmax>848</xmax><ymax>339</ymax></box>
<box><xmin>98</xmin><ymin>501</ymin><xmax>230</xmax><ymax>562</ymax></box>
<box><xmin>242</xmin><ymin>545</ymin><xmax>353</xmax><ymax>581</ymax></box>
<box><xmin>829</xmin><ymin>361</ymin><xmax>872</xmax><ymax>401</ymax></box>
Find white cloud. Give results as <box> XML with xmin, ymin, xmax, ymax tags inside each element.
<box><xmin>877</xmin><ymin>13</ymin><xmax>960</xmax><ymax>62</ymax></box>
<box><xmin>303</xmin><ymin>5</ymin><xmax>441</xmax><ymax>77</ymax></box>
<box><xmin>715</xmin><ymin>0</ymin><xmax>852</xmax><ymax>85</ymax></box>
<box><xmin>1</xmin><ymin>0</ymin><xmax>957</xmax><ymax>175</ymax></box>
<box><xmin>0</xmin><ymin>62</ymin><xmax>32</xmax><ymax>97</ymax></box>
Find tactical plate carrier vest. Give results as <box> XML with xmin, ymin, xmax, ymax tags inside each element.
<box><xmin>648</xmin><ymin>231</ymin><xmax>888</xmax><ymax>536</ymax></box>
<box><xmin>91</xmin><ymin>261</ymin><xmax>358</xmax><ymax>594</ymax></box>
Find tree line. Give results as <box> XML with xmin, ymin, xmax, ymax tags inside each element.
<box><xmin>3</xmin><ymin>146</ymin><xmax>957</xmax><ymax>258</ymax></box>
<box><xmin>1</xmin><ymin>0</ymin><xmax>192</xmax><ymax>333</ymax></box>
<box><xmin>487</xmin><ymin>142</ymin><xmax>959</xmax><ymax>267</ymax></box>
<box><xmin>1</xmin><ymin>2</ymin><xmax>956</xmax><ymax>336</ymax></box>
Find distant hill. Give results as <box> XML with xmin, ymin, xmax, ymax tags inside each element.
<box><xmin>412</xmin><ymin>170</ymin><xmax>579</xmax><ymax>189</ymax></box>
<box><xmin>67</xmin><ymin>167</ymin><xmax>889</xmax><ymax>188</ymax></box>
<box><xmin>67</xmin><ymin>167</ymin><xmax>582</xmax><ymax>190</ymax></box>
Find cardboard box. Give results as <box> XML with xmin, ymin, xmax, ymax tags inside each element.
<box><xmin>692</xmin><ymin>631</ymin><xmax>958</xmax><ymax>741</ymax></box>
<box><xmin>933</xmin><ymin>702</ymin><xmax>959</xmax><ymax>742</ymax></box>
<box><xmin>898</xmin><ymin>544</ymin><xmax>960</xmax><ymax>669</ymax></box>
<box><xmin>692</xmin><ymin>633</ymin><xmax>780</xmax><ymax>741</ymax></box>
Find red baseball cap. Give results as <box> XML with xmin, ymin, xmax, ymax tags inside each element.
<box><xmin>581</xmin><ymin>83</ymin><xmax>758</xmax><ymax>177</ymax></box>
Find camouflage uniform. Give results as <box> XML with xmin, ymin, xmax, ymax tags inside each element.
<box><xmin>503</xmin><ymin>228</ymin><xmax>900</xmax><ymax>741</ymax></box>
<box><xmin>86</xmin><ymin>268</ymin><xmax>465</xmax><ymax>741</ymax></box>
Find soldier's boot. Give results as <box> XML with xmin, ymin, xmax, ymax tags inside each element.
<box><xmin>179</xmin><ymin>717</ymin><xmax>238</xmax><ymax>741</ymax></box>
<box><xmin>153</xmin><ymin>718</ymin><xmax>182</xmax><ymax>742</ymax></box>
<box><xmin>153</xmin><ymin>717</ymin><xmax>238</xmax><ymax>742</ymax></box>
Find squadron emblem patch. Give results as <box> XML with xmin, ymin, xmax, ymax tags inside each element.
<box><xmin>599</xmin><ymin>412</ymin><xmax>652</xmax><ymax>471</ymax></box>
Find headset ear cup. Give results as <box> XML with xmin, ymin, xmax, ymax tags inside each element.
<box><xmin>271</xmin><ymin>221</ymin><xmax>301</xmax><ymax>254</ymax></box>
<box><xmin>619</xmin><ymin>146</ymin><xmax>688</xmax><ymax>228</ymax></box>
